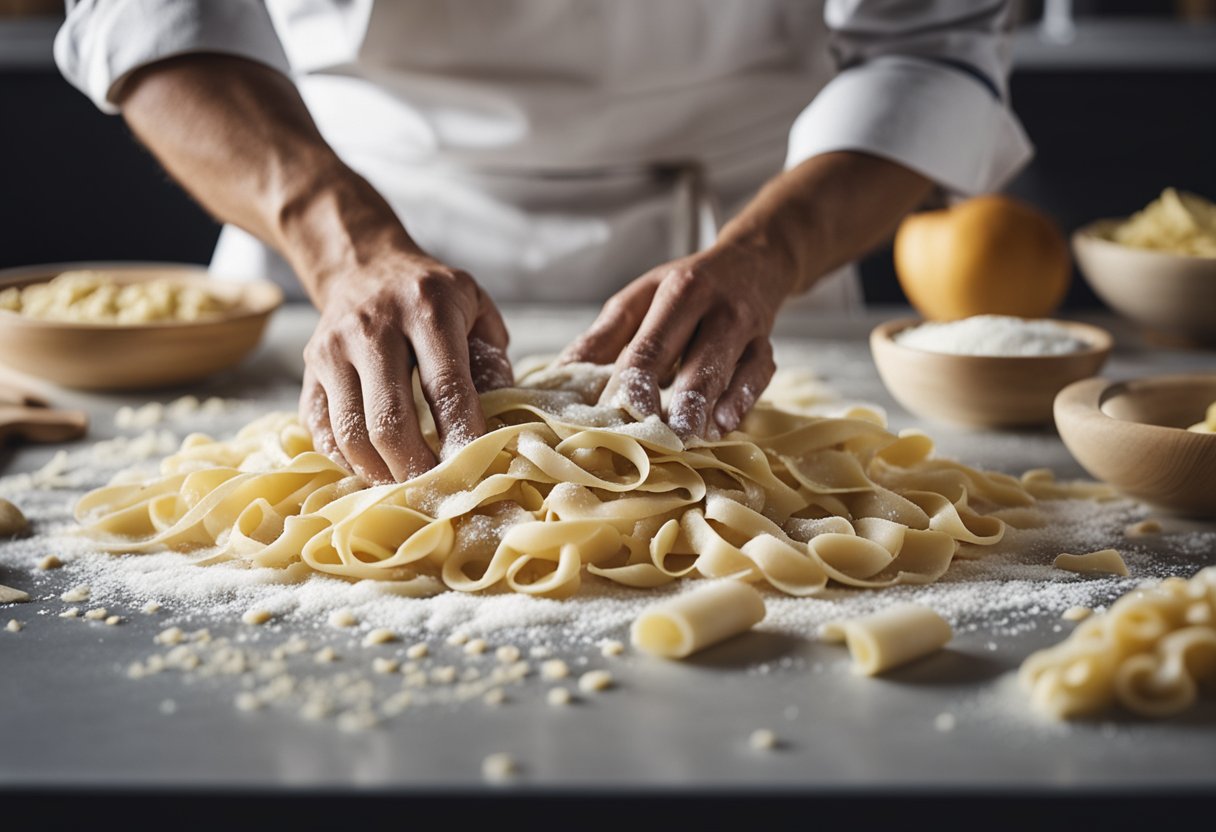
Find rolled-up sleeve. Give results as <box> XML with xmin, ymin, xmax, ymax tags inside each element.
<box><xmin>54</xmin><ymin>0</ymin><xmax>291</xmax><ymax>114</ymax></box>
<box><xmin>786</xmin><ymin>0</ymin><xmax>1033</xmax><ymax>195</ymax></box>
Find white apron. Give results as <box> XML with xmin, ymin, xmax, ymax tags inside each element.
<box><xmin>209</xmin><ymin>0</ymin><xmax>861</xmax><ymax>315</ymax></box>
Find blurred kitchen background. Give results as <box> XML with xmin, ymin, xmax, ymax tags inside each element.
<box><xmin>1</xmin><ymin>0</ymin><xmax>1213</xmax><ymax>309</ymax></box>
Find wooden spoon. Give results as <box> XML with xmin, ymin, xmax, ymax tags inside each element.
<box><xmin>0</xmin><ymin>381</ymin><xmax>47</xmax><ymax>408</ymax></box>
<box><xmin>0</xmin><ymin>404</ymin><xmax>89</xmax><ymax>445</ymax></box>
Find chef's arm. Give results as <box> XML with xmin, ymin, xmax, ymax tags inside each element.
<box><xmin>562</xmin><ymin>151</ymin><xmax>931</xmax><ymax>437</ymax></box>
<box><xmin>115</xmin><ymin>54</ymin><xmax>512</xmax><ymax>484</ymax></box>
<box><xmin>566</xmin><ymin>0</ymin><xmax>1032</xmax><ymax>439</ymax></box>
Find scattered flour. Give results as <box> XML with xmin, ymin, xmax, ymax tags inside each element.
<box><xmin>3</xmin><ymin>384</ymin><xmax>1215</xmax><ymax>736</ymax></box>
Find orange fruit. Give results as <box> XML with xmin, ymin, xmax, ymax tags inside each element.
<box><xmin>894</xmin><ymin>194</ymin><xmax>1072</xmax><ymax>321</ymax></box>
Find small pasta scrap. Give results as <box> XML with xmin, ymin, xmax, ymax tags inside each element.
<box><xmin>1019</xmin><ymin>567</ymin><xmax>1216</xmax><ymax>719</ymax></box>
<box><xmin>1124</xmin><ymin>519</ymin><xmax>1162</xmax><ymax>539</ymax></box>
<box><xmin>75</xmin><ymin>363</ymin><xmax>1088</xmax><ymax>599</ymax></box>
<box><xmin>1053</xmin><ymin>549</ymin><xmax>1130</xmax><ymax>577</ymax></box>
<box><xmin>0</xmin><ymin>584</ymin><xmax>30</xmax><ymax>604</ymax></box>
<box><xmin>819</xmin><ymin>603</ymin><xmax>953</xmax><ymax>675</ymax></box>
<box><xmin>1187</xmin><ymin>402</ymin><xmax>1216</xmax><ymax>434</ymax></box>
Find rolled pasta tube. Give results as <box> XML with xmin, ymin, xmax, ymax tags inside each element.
<box><xmin>827</xmin><ymin>603</ymin><xmax>953</xmax><ymax>676</ymax></box>
<box><xmin>631</xmin><ymin>580</ymin><xmax>765</xmax><ymax>659</ymax></box>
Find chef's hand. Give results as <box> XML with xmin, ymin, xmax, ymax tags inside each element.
<box><xmin>301</xmin><ymin>251</ymin><xmax>513</xmax><ymax>484</ymax></box>
<box><xmin>559</xmin><ymin>153</ymin><xmax>937</xmax><ymax>439</ymax></box>
<box><xmin>111</xmin><ymin>55</ymin><xmax>513</xmax><ymax>485</ymax></box>
<box><xmin>560</xmin><ymin>240</ymin><xmax>793</xmax><ymax>438</ymax></box>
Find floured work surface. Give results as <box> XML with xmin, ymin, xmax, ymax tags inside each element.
<box><xmin>1</xmin><ymin>304</ymin><xmax>1214</xmax><ymax>794</ymax></box>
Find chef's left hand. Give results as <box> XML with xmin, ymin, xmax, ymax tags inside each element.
<box><xmin>560</xmin><ymin>239</ymin><xmax>795</xmax><ymax>438</ymax></box>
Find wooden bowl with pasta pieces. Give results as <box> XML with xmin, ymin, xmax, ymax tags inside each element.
<box><xmin>0</xmin><ymin>262</ymin><xmax>283</xmax><ymax>391</ymax></box>
<box><xmin>1072</xmin><ymin>220</ymin><xmax>1216</xmax><ymax>346</ymax></box>
<box><xmin>869</xmin><ymin>317</ymin><xmax>1113</xmax><ymax>429</ymax></box>
<box><xmin>1054</xmin><ymin>373</ymin><xmax>1216</xmax><ymax>519</ymax></box>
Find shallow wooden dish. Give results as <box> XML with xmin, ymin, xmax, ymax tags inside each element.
<box><xmin>0</xmin><ymin>262</ymin><xmax>283</xmax><ymax>391</ymax></box>
<box><xmin>1072</xmin><ymin>220</ymin><xmax>1216</xmax><ymax>345</ymax></box>
<box><xmin>1054</xmin><ymin>373</ymin><xmax>1216</xmax><ymax>518</ymax></box>
<box><xmin>870</xmin><ymin>317</ymin><xmax>1113</xmax><ymax>429</ymax></box>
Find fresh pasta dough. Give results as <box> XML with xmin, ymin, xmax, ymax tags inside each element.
<box><xmin>1020</xmin><ymin>567</ymin><xmax>1216</xmax><ymax>719</ymax></box>
<box><xmin>75</xmin><ymin>362</ymin><xmax>1047</xmax><ymax>599</ymax></box>
<box><xmin>631</xmin><ymin>580</ymin><xmax>765</xmax><ymax>658</ymax></box>
<box><xmin>1053</xmin><ymin>549</ymin><xmax>1130</xmax><ymax>577</ymax></box>
<box><xmin>819</xmin><ymin>603</ymin><xmax>952</xmax><ymax>675</ymax></box>
<box><xmin>0</xmin><ymin>271</ymin><xmax>228</xmax><ymax>324</ymax></box>
<box><xmin>1110</xmin><ymin>188</ymin><xmax>1216</xmax><ymax>257</ymax></box>
<box><xmin>1188</xmin><ymin>402</ymin><xmax>1216</xmax><ymax>434</ymax></box>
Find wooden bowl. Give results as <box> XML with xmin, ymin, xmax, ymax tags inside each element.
<box><xmin>1072</xmin><ymin>220</ymin><xmax>1216</xmax><ymax>345</ymax></box>
<box><xmin>1054</xmin><ymin>374</ymin><xmax>1216</xmax><ymax>518</ymax></box>
<box><xmin>0</xmin><ymin>263</ymin><xmax>283</xmax><ymax>391</ymax></box>
<box><xmin>870</xmin><ymin>317</ymin><xmax>1113</xmax><ymax>429</ymax></box>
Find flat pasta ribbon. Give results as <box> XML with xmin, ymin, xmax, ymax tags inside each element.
<box><xmin>76</xmin><ymin>363</ymin><xmax>1050</xmax><ymax>599</ymax></box>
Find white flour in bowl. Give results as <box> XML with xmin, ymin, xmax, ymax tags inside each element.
<box><xmin>895</xmin><ymin>315</ymin><xmax>1089</xmax><ymax>356</ymax></box>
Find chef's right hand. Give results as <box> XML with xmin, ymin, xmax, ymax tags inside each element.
<box><xmin>300</xmin><ymin>251</ymin><xmax>513</xmax><ymax>485</ymax></box>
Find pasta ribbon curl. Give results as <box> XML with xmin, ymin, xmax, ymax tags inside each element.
<box><xmin>77</xmin><ymin>363</ymin><xmax>1042</xmax><ymax>598</ymax></box>
<box><xmin>1020</xmin><ymin>568</ymin><xmax>1216</xmax><ymax>718</ymax></box>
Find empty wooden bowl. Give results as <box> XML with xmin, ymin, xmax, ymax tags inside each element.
<box><xmin>1072</xmin><ymin>220</ymin><xmax>1216</xmax><ymax>345</ymax></box>
<box><xmin>870</xmin><ymin>317</ymin><xmax>1113</xmax><ymax>429</ymax></box>
<box><xmin>1054</xmin><ymin>373</ymin><xmax>1216</xmax><ymax>518</ymax></box>
<box><xmin>0</xmin><ymin>263</ymin><xmax>283</xmax><ymax>391</ymax></box>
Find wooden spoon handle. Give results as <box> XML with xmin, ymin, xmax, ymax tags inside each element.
<box><xmin>0</xmin><ymin>406</ymin><xmax>89</xmax><ymax>444</ymax></box>
<box><xmin>0</xmin><ymin>381</ymin><xmax>48</xmax><ymax>408</ymax></box>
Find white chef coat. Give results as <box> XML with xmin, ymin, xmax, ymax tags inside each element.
<box><xmin>55</xmin><ymin>0</ymin><xmax>1033</xmax><ymax>314</ymax></box>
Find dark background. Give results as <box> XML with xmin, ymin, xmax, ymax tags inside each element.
<box><xmin>1</xmin><ymin>2</ymin><xmax>1214</xmax><ymax>309</ymax></box>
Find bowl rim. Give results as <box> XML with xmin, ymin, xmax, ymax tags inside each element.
<box><xmin>0</xmin><ymin>261</ymin><xmax>284</xmax><ymax>331</ymax></box>
<box><xmin>1071</xmin><ymin>218</ymin><xmax>1216</xmax><ymax>262</ymax></box>
<box><xmin>1056</xmin><ymin>372</ymin><xmax>1216</xmax><ymax>439</ymax></box>
<box><xmin>870</xmin><ymin>316</ymin><xmax>1114</xmax><ymax>361</ymax></box>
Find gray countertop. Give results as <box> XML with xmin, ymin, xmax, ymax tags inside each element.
<box><xmin>2</xmin><ymin>303</ymin><xmax>1215</xmax><ymax>806</ymax></box>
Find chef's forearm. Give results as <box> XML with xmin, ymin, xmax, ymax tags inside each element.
<box><xmin>115</xmin><ymin>54</ymin><xmax>418</xmax><ymax>307</ymax></box>
<box><xmin>713</xmin><ymin>150</ymin><xmax>934</xmax><ymax>296</ymax></box>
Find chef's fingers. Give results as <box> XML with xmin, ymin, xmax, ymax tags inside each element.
<box><xmin>349</xmin><ymin>335</ymin><xmax>436</xmax><ymax>482</ymax></box>
<box><xmin>558</xmin><ymin>278</ymin><xmax>657</xmax><ymax>366</ymax></box>
<box><xmin>299</xmin><ymin>367</ymin><xmax>344</xmax><ymax>467</ymax></box>
<box><xmin>667</xmin><ymin>314</ymin><xmax>747</xmax><ymax>439</ymax></box>
<box><xmin>712</xmin><ymin>337</ymin><xmax>775</xmax><ymax>434</ymax></box>
<box><xmin>409</xmin><ymin>312</ymin><xmax>487</xmax><ymax>457</ymax></box>
<box><xmin>468</xmin><ymin>292</ymin><xmax>514</xmax><ymax>393</ymax></box>
<box><xmin>601</xmin><ymin>273</ymin><xmax>709</xmax><ymax>418</ymax></box>
<box><xmin>318</xmin><ymin>359</ymin><xmax>394</xmax><ymax>485</ymax></box>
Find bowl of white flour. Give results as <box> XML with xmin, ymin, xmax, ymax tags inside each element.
<box><xmin>870</xmin><ymin>315</ymin><xmax>1113</xmax><ymax>429</ymax></box>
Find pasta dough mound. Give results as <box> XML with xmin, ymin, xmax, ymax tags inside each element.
<box><xmin>76</xmin><ymin>364</ymin><xmax>1048</xmax><ymax>599</ymax></box>
<box><xmin>1110</xmin><ymin>188</ymin><xmax>1216</xmax><ymax>258</ymax></box>
<box><xmin>0</xmin><ymin>271</ymin><xmax>228</xmax><ymax>324</ymax></box>
<box><xmin>1020</xmin><ymin>568</ymin><xmax>1216</xmax><ymax>719</ymax></box>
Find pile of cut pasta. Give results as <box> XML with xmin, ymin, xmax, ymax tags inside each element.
<box><xmin>0</xmin><ymin>271</ymin><xmax>228</xmax><ymax>324</ymax></box>
<box><xmin>75</xmin><ymin>363</ymin><xmax>1073</xmax><ymax>600</ymax></box>
<box><xmin>1020</xmin><ymin>568</ymin><xmax>1216</xmax><ymax>718</ymax></box>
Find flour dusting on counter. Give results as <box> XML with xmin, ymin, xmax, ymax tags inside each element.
<box><xmin>3</xmin><ymin>387</ymin><xmax>1215</xmax><ymax>733</ymax></box>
